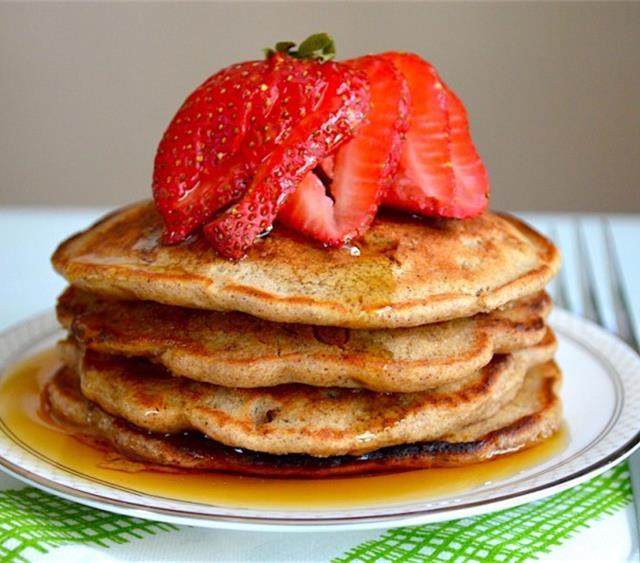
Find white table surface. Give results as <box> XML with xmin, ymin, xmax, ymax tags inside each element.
<box><xmin>0</xmin><ymin>206</ymin><xmax>639</xmax><ymax>562</ymax></box>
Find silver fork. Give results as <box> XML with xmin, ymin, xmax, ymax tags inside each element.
<box><xmin>555</xmin><ymin>217</ymin><xmax>640</xmax><ymax>553</ymax></box>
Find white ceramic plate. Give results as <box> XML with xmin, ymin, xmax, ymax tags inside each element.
<box><xmin>0</xmin><ymin>308</ymin><xmax>639</xmax><ymax>532</ymax></box>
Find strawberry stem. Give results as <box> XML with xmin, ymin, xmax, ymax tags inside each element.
<box><xmin>263</xmin><ymin>33</ymin><xmax>336</xmax><ymax>62</ymax></box>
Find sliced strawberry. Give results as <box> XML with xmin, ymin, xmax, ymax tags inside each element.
<box><xmin>381</xmin><ymin>52</ymin><xmax>489</xmax><ymax>218</ymax></box>
<box><xmin>154</xmin><ymin>40</ymin><xmax>489</xmax><ymax>259</ymax></box>
<box><xmin>203</xmin><ymin>61</ymin><xmax>369</xmax><ymax>260</ymax></box>
<box><xmin>278</xmin><ymin>55</ymin><xmax>409</xmax><ymax>246</ymax></box>
<box><xmin>154</xmin><ymin>46</ymin><xmax>362</xmax><ymax>247</ymax></box>
<box><xmin>153</xmin><ymin>60</ymin><xmax>273</xmax><ymax>243</ymax></box>
<box><xmin>164</xmin><ymin>53</ymin><xmax>330</xmax><ymax>239</ymax></box>
<box><xmin>277</xmin><ymin>172</ymin><xmax>337</xmax><ymax>240</ymax></box>
<box><xmin>380</xmin><ymin>52</ymin><xmax>454</xmax><ymax>216</ymax></box>
<box><xmin>440</xmin><ymin>85</ymin><xmax>489</xmax><ymax>217</ymax></box>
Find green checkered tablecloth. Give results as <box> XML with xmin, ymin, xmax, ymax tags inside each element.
<box><xmin>0</xmin><ymin>463</ymin><xmax>631</xmax><ymax>562</ymax></box>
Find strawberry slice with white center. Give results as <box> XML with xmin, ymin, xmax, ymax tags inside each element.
<box><xmin>278</xmin><ymin>55</ymin><xmax>409</xmax><ymax>246</ymax></box>
<box><xmin>441</xmin><ymin>85</ymin><xmax>490</xmax><ymax>217</ymax></box>
<box><xmin>381</xmin><ymin>52</ymin><xmax>489</xmax><ymax>218</ymax></box>
<box><xmin>381</xmin><ymin>52</ymin><xmax>454</xmax><ymax>217</ymax></box>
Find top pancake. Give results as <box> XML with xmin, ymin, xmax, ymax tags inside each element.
<box><xmin>52</xmin><ymin>201</ymin><xmax>560</xmax><ymax>329</ymax></box>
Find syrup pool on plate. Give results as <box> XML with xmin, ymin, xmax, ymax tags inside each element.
<box><xmin>0</xmin><ymin>348</ymin><xmax>568</xmax><ymax>510</ymax></box>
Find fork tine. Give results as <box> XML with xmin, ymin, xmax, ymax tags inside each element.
<box><xmin>550</xmin><ymin>224</ymin><xmax>570</xmax><ymax>311</ymax></box>
<box><xmin>575</xmin><ymin>218</ymin><xmax>603</xmax><ymax>325</ymax></box>
<box><xmin>602</xmin><ymin>217</ymin><xmax>639</xmax><ymax>349</ymax></box>
<box><xmin>602</xmin><ymin>219</ymin><xmax>640</xmax><ymax>554</ymax></box>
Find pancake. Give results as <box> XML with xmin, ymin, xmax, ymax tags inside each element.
<box><xmin>52</xmin><ymin>202</ymin><xmax>560</xmax><ymax>329</ymax></box>
<box><xmin>58</xmin><ymin>286</ymin><xmax>551</xmax><ymax>392</ymax></box>
<box><xmin>59</xmin><ymin>331</ymin><xmax>556</xmax><ymax>457</ymax></box>
<box><xmin>45</xmin><ymin>361</ymin><xmax>562</xmax><ymax>477</ymax></box>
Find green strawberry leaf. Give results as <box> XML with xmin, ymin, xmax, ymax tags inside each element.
<box><xmin>264</xmin><ymin>33</ymin><xmax>336</xmax><ymax>62</ymax></box>
<box><xmin>275</xmin><ymin>41</ymin><xmax>296</xmax><ymax>54</ymax></box>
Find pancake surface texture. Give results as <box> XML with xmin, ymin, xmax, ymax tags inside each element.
<box><xmin>45</xmin><ymin>361</ymin><xmax>562</xmax><ymax>477</ymax></box>
<box><xmin>60</xmin><ymin>332</ymin><xmax>556</xmax><ymax>456</ymax></box>
<box><xmin>52</xmin><ymin>202</ymin><xmax>560</xmax><ymax>329</ymax></box>
<box><xmin>58</xmin><ymin>287</ymin><xmax>550</xmax><ymax>392</ymax></box>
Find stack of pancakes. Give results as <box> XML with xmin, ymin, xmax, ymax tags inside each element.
<box><xmin>48</xmin><ymin>202</ymin><xmax>561</xmax><ymax>478</ymax></box>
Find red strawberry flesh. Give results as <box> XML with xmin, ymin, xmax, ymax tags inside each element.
<box><xmin>278</xmin><ymin>55</ymin><xmax>409</xmax><ymax>246</ymax></box>
<box><xmin>152</xmin><ymin>39</ymin><xmax>490</xmax><ymax>258</ymax></box>
<box><xmin>440</xmin><ymin>85</ymin><xmax>490</xmax><ymax>217</ymax></box>
<box><xmin>381</xmin><ymin>52</ymin><xmax>489</xmax><ymax>218</ymax></box>
<box><xmin>203</xmin><ymin>60</ymin><xmax>369</xmax><ymax>260</ymax></box>
<box><xmin>381</xmin><ymin>52</ymin><xmax>455</xmax><ymax>217</ymax></box>
<box><xmin>153</xmin><ymin>60</ymin><xmax>273</xmax><ymax>243</ymax></box>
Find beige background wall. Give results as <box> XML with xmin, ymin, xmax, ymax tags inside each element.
<box><xmin>1</xmin><ymin>1</ymin><xmax>639</xmax><ymax>211</ymax></box>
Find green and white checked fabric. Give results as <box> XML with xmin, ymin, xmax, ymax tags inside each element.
<box><xmin>336</xmin><ymin>463</ymin><xmax>631</xmax><ymax>563</ymax></box>
<box><xmin>0</xmin><ymin>463</ymin><xmax>631</xmax><ymax>562</ymax></box>
<box><xmin>0</xmin><ymin>487</ymin><xmax>177</xmax><ymax>562</ymax></box>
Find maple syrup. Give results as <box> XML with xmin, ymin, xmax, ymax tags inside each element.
<box><xmin>0</xmin><ymin>348</ymin><xmax>567</xmax><ymax>510</ymax></box>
